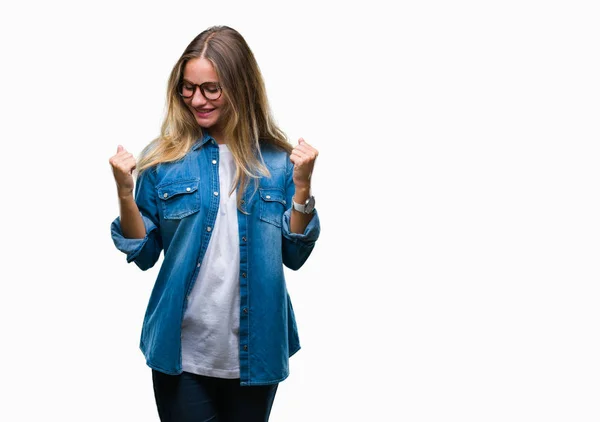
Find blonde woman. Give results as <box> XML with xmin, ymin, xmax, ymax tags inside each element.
<box><xmin>109</xmin><ymin>26</ymin><xmax>320</xmax><ymax>422</ymax></box>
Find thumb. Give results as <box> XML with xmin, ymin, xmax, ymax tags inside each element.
<box><xmin>298</xmin><ymin>137</ymin><xmax>305</xmax><ymax>145</ymax></box>
<box><xmin>117</xmin><ymin>145</ymin><xmax>125</xmax><ymax>153</ymax></box>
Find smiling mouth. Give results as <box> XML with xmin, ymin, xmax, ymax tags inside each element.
<box><xmin>195</xmin><ymin>109</ymin><xmax>215</xmax><ymax>115</ymax></box>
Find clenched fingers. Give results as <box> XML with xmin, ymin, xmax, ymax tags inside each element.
<box><xmin>109</xmin><ymin>145</ymin><xmax>136</xmax><ymax>193</ymax></box>
<box><xmin>109</xmin><ymin>146</ymin><xmax>137</xmax><ymax>175</ymax></box>
<box><xmin>290</xmin><ymin>138</ymin><xmax>318</xmax><ymax>186</ymax></box>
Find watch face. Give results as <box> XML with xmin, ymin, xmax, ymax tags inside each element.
<box><xmin>305</xmin><ymin>196</ymin><xmax>315</xmax><ymax>213</ymax></box>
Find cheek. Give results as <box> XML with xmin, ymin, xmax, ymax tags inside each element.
<box><xmin>213</xmin><ymin>97</ymin><xmax>226</xmax><ymax>109</ymax></box>
<box><xmin>214</xmin><ymin>99</ymin><xmax>229</xmax><ymax>118</ymax></box>
<box><xmin>209</xmin><ymin>100</ymin><xmax>225</xmax><ymax>120</ymax></box>
<box><xmin>183</xmin><ymin>100</ymin><xmax>194</xmax><ymax>113</ymax></box>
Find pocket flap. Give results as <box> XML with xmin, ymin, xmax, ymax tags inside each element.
<box><xmin>157</xmin><ymin>179</ymin><xmax>199</xmax><ymax>201</ymax></box>
<box><xmin>259</xmin><ymin>188</ymin><xmax>286</xmax><ymax>205</ymax></box>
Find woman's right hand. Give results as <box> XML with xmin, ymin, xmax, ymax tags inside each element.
<box><xmin>109</xmin><ymin>145</ymin><xmax>136</xmax><ymax>198</ymax></box>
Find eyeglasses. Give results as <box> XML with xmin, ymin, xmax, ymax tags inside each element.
<box><xmin>178</xmin><ymin>81</ymin><xmax>222</xmax><ymax>100</ymax></box>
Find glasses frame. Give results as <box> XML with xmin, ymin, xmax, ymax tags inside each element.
<box><xmin>178</xmin><ymin>80</ymin><xmax>223</xmax><ymax>101</ymax></box>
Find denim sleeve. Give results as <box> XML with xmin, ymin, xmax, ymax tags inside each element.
<box><xmin>281</xmin><ymin>156</ymin><xmax>320</xmax><ymax>271</ymax></box>
<box><xmin>110</xmin><ymin>167</ymin><xmax>163</xmax><ymax>271</ymax></box>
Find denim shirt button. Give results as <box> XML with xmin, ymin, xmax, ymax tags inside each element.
<box><xmin>212</xmin><ymin>159</ymin><xmax>217</xmax><ymax>164</ymax></box>
<box><xmin>242</xmin><ymin>272</ymin><xmax>247</xmax><ymax>278</ymax></box>
<box><xmin>243</xmin><ymin>308</ymin><xmax>248</xmax><ymax>314</ymax></box>
<box><xmin>213</xmin><ymin>192</ymin><xmax>219</xmax><ymax>196</ymax></box>
<box><xmin>243</xmin><ymin>345</ymin><xmax>248</xmax><ymax>351</ymax></box>
<box><xmin>206</xmin><ymin>226</ymin><xmax>212</xmax><ymax>232</ymax></box>
<box><xmin>242</xmin><ymin>236</ymin><xmax>247</xmax><ymax>242</ymax></box>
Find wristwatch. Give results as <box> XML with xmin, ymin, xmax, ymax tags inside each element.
<box><xmin>292</xmin><ymin>195</ymin><xmax>316</xmax><ymax>214</ymax></box>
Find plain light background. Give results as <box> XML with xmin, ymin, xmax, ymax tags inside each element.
<box><xmin>1</xmin><ymin>0</ymin><xmax>599</xmax><ymax>421</ymax></box>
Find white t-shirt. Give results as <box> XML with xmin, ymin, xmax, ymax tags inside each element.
<box><xmin>180</xmin><ymin>143</ymin><xmax>240</xmax><ymax>378</ymax></box>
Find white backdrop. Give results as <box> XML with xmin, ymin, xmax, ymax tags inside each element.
<box><xmin>1</xmin><ymin>1</ymin><xmax>599</xmax><ymax>421</ymax></box>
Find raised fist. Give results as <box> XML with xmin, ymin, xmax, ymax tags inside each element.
<box><xmin>109</xmin><ymin>145</ymin><xmax>136</xmax><ymax>198</ymax></box>
<box><xmin>290</xmin><ymin>138</ymin><xmax>318</xmax><ymax>189</ymax></box>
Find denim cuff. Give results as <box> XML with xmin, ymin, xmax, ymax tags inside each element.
<box><xmin>282</xmin><ymin>208</ymin><xmax>320</xmax><ymax>244</ymax></box>
<box><xmin>111</xmin><ymin>214</ymin><xmax>158</xmax><ymax>263</ymax></box>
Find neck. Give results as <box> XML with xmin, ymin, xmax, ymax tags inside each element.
<box><xmin>208</xmin><ymin>126</ymin><xmax>226</xmax><ymax>144</ymax></box>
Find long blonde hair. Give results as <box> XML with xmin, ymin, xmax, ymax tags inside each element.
<box><xmin>137</xmin><ymin>26</ymin><xmax>292</xmax><ymax>205</ymax></box>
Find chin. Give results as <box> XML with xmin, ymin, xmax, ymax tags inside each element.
<box><xmin>196</xmin><ymin>112</ymin><xmax>221</xmax><ymax>127</ymax></box>
<box><xmin>196</xmin><ymin>119</ymin><xmax>218</xmax><ymax>129</ymax></box>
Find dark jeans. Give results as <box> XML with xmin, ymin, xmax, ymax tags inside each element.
<box><xmin>152</xmin><ymin>370</ymin><xmax>278</xmax><ymax>422</ymax></box>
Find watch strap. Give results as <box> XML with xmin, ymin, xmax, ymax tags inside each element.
<box><xmin>292</xmin><ymin>196</ymin><xmax>315</xmax><ymax>214</ymax></box>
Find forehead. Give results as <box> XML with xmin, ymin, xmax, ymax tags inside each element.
<box><xmin>183</xmin><ymin>57</ymin><xmax>219</xmax><ymax>83</ymax></box>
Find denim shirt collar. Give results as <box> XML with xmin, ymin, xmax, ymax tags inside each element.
<box><xmin>192</xmin><ymin>131</ymin><xmax>216</xmax><ymax>151</ymax></box>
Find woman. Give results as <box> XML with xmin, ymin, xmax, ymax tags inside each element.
<box><xmin>109</xmin><ymin>26</ymin><xmax>320</xmax><ymax>422</ymax></box>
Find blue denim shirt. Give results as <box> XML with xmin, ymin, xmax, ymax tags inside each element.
<box><xmin>111</xmin><ymin>133</ymin><xmax>320</xmax><ymax>386</ymax></box>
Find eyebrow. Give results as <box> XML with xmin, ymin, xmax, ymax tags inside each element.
<box><xmin>181</xmin><ymin>79</ymin><xmax>220</xmax><ymax>85</ymax></box>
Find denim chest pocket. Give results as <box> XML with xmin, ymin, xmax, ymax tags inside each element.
<box><xmin>157</xmin><ymin>179</ymin><xmax>201</xmax><ymax>220</ymax></box>
<box><xmin>258</xmin><ymin>188</ymin><xmax>287</xmax><ymax>228</ymax></box>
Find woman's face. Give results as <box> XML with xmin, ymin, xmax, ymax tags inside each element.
<box><xmin>181</xmin><ymin>57</ymin><xmax>226</xmax><ymax>133</ymax></box>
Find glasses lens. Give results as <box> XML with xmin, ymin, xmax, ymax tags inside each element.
<box><xmin>201</xmin><ymin>82</ymin><xmax>221</xmax><ymax>100</ymax></box>
<box><xmin>179</xmin><ymin>82</ymin><xmax>194</xmax><ymax>98</ymax></box>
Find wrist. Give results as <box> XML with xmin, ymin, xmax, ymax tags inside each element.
<box><xmin>293</xmin><ymin>185</ymin><xmax>311</xmax><ymax>202</ymax></box>
<box><xmin>118</xmin><ymin>190</ymin><xmax>135</xmax><ymax>201</ymax></box>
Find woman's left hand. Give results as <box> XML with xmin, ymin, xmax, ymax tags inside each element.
<box><xmin>290</xmin><ymin>138</ymin><xmax>318</xmax><ymax>189</ymax></box>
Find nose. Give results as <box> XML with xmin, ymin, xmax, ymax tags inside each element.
<box><xmin>190</xmin><ymin>87</ymin><xmax>208</xmax><ymax>107</ymax></box>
